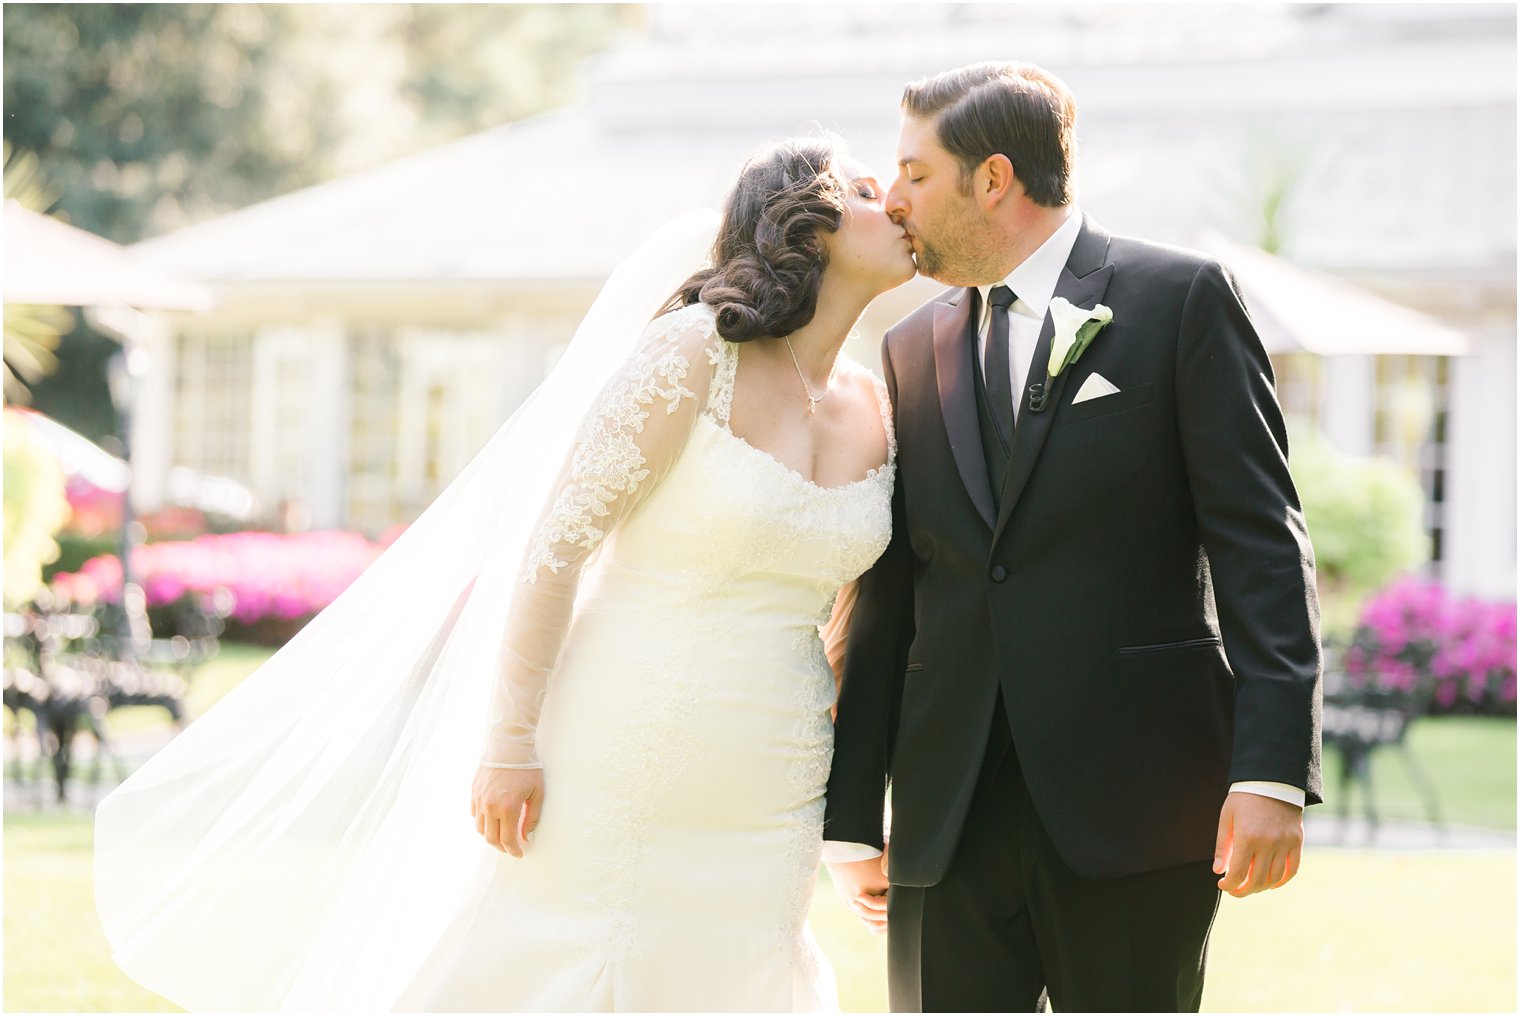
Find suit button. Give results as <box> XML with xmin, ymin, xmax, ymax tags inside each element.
<box><xmin>991</xmin><ymin>565</ymin><xmax>1008</xmax><ymax>583</ymax></box>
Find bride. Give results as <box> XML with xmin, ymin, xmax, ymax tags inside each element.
<box><xmin>93</xmin><ymin>135</ymin><xmax>916</xmax><ymax>1013</ymax></box>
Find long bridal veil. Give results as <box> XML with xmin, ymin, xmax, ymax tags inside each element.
<box><xmin>93</xmin><ymin>209</ymin><xmax>721</xmax><ymax>1012</ymax></box>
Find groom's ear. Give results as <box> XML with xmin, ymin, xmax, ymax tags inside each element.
<box><xmin>978</xmin><ymin>153</ymin><xmax>1021</xmax><ymax>209</ymax></box>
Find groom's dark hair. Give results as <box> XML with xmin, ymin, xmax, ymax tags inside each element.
<box><xmin>902</xmin><ymin>62</ymin><xmax>1076</xmax><ymax>207</ymax></box>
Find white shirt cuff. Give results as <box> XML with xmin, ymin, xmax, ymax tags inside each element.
<box><xmin>1230</xmin><ymin>781</ymin><xmax>1305</xmax><ymax>808</ymax></box>
<box><xmin>821</xmin><ymin>840</ymin><xmax>884</xmax><ymax>864</ymax></box>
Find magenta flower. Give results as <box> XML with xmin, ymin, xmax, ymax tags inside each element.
<box><xmin>1347</xmin><ymin>576</ymin><xmax>1517</xmax><ymax>714</ymax></box>
<box><xmin>49</xmin><ymin>530</ymin><xmax>387</xmax><ymax>633</ymax></box>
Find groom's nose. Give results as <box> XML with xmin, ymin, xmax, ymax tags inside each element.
<box><xmin>886</xmin><ymin>189</ymin><xmax>909</xmax><ymax>225</ymax></box>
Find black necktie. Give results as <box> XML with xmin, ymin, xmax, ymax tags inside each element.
<box><xmin>984</xmin><ymin>284</ymin><xmax>1017</xmax><ymax>450</ymax></box>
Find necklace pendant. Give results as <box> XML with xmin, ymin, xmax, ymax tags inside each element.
<box><xmin>807</xmin><ymin>397</ymin><xmax>819</xmax><ymax>415</ymax></box>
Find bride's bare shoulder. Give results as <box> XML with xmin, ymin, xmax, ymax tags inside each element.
<box><xmin>837</xmin><ymin>355</ymin><xmax>887</xmax><ymax>400</ymax></box>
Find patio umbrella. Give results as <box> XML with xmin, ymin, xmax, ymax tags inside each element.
<box><xmin>6</xmin><ymin>406</ymin><xmax>130</xmax><ymax>491</ymax></box>
<box><xmin>3</xmin><ymin>200</ymin><xmax>213</xmax><ymax>311</ymax></box>
<box><xmin>5</xmin><ymin>407</ymin><xmax>255</xmax><ymax>519</ymax></box>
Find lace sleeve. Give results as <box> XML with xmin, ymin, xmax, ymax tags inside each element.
<box><xmin>480</xmin><ymin>306</ymin><xmax>723</xmax><ymax>767</ymax></box>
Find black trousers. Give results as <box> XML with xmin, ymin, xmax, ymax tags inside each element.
<box><xmin>886</xmin><ymin>692</ymin><xmax>1222</xmax><ymax>1013</ymax></box>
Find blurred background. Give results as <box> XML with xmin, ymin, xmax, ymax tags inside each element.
<box><xmin>3</xmin><ymin>3</ymin><xmax>1515</xmax><ymax>1012</ymax></box>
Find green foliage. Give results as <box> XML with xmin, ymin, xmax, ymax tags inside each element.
<box><xmin>3</xmin><ymin>142</ymin><xmax>73</xmax><ymax>405</ymax></box>
<box><xmin>1289</xmin><ymin>424</ymin><xmax>1429</xmax><ymax>621</ymax></box>
<box><xmin>47</xmin><ymin>532</ymin><xmax>123</xmax><ymax>580</ymax></box>
<box><xmin>2</xmin><ymin>4</ymin><xmax>335</xmax><ymax>243</ymax></box>
<box><xmin>23</xmin><ymin>316</ymin><xmax>120</xmax><ymax>445</ymax></box>
<box><xmin>393</xmin><ymin>4</ymin><xmax>639</xmax><ymax>150</ymax></box>
<box><xmin>2</xmin><ymin>302</ymin><xmax>72</xmax><ymax>405</ymax></box>
<box><xmin>2</xmin><ymin>4</ymin><xmax>634</xmax><ymax>245</ymax></box>
<box><xmin>4</xmin><ymin>3</ymin><xmax>633</xmax><ymax>443</ymax></box>
<box><xmin>2</xmin><ymin>411</ymin><xmax>72</xmax><ymax>608</ymax></box>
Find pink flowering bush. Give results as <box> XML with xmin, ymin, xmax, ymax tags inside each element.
<box><xmin>1343</xmin><ymin>576</ymin><xmax>1518</xmax><ymax>716</ymax></box>
<box><xmin>49</xmin><ymin>530</ymin><xmax>392</xmax><ymax>645</ymax></box>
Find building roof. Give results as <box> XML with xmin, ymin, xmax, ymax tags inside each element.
<box><xmin>133</xmin><ymin>4</ymin><xmax>1516</xmax><ymax>286</ymax></box>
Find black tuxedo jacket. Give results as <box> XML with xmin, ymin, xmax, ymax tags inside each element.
<box><xmin>824</xmin><ymin>216</ymin><xmax>1323</xmax><ymax>884</ymax></box>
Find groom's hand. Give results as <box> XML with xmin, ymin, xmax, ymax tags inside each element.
<box><xmin>471</xmin><ymin>766</ymin><xmax>544</xmax><ymax>858</ymax></box>
<box><xmin>826</xmin><ymin>851</ymin><xmax>891</xmax><ymax>935</ymax></box>
<box><xmin>1213</xmin><ymin>791</ymin><xmax>1304</xmax><ymax>897</ymax></box>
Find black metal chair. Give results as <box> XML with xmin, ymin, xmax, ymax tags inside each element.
<box><xmin>1321</xmin><ymin>660</ymin><xmax>1444</xmax><ymax>839</ymax></box>
<box><xmin>1</xmin><ymin>582</ymin><xmax>231</xmax><ymax>806</ymax></box>
<box><xmin>2</xmin><ymin>603</ymin><xmax>113</xmax><ymax>803</ymax></box>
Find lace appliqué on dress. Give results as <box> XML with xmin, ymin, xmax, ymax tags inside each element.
<box><xmin>707</xmin><ymin>335</ymin><xmax>738</xmax><ymax>428</ymax></box>
<box><xmin>521</xmin><ymin>330</ymin><xmax>702</xmax><ymax>583</ymax></box>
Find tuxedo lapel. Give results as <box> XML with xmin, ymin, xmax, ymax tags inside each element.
<box><xmin>932</xmin><ymin>290</ymin><xmax>997</xmax><ymax>530</ymax></box>
<box><xmin>991</xmin><ymin>218</ymin><xmax>1114</xmax><ymax>546</ymax></box>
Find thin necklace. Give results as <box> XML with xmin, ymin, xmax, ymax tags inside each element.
<box><xmin>782</xmin><ymin>335</ymin><xmax>835</xmax><ymax>415</ymax></box>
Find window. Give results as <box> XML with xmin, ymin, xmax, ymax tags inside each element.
<box><xmin>346</xmin><ymin>327</ymin><xmax>405</xmax><ymax>536</ymax></box>
<box><xmin>1372</xmin><ymin>354</ymin><xmax>1452</xmax><ymax>569</ymax></box>
<box><xmin>173</xmin><ymin>330</ymin><xmax>252</xmax><ymax>482</ymax></box>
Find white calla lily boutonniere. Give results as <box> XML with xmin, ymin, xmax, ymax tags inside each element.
<box><xmin>1027</xmin><ymin>297</ymin><xmax>1114</xmax><ymax>413</ymax></box>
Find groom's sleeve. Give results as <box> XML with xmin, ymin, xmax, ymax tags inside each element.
<box><xmin>824</xmin><ymin>331</ymin><xmax>917</xmax><ymax>849</ymax></box>
<box><xmin>1175</xmin><ymin>259</ymin><xmax>1324</xmax><ymax>805</ymax></box>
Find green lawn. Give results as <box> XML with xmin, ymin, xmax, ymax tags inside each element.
<box><xmin>19</xmin><ymin>640</ymin><xmax>1518</xmax><ymax>832</ymax></box>
<box><xmin>1327</xmin><ymin>715</ymin><xmax>1517</xmax><ymax>830</ymax></box>
<box><xmin>812</xmin><ymin>852</ymin><xmax>1517</xmax><ymax>1013</ymax></box>
<box><xmin>2</xmin><ymin>642</ymin><xmax>276</xmax><ymax>752</ymax></box>
<box><xmin>4</xmin><ymin>812</ymin><xmax>177</xmax><ymax>1013</ymax></box>
<box><xmin>92</xmin><ymin>641</ymin><xmax>278</xmax><ymax>737</ymax></box>
<box><xmin>5</xmin><ymin>810</ymin><xmax>1514</xmax><ymax>1013</ymax></box>
<box><xmin>3</xmin><ymin>644</ymin><xmax>1514</xmax><ymax>1011</ymax></box>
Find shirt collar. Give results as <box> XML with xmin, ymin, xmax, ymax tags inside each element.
<box><xmin>976</xmin><ymin>205</ymin><xmax>1083</xmax><ymax>319</ymax></box>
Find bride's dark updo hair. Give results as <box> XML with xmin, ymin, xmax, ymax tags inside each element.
<box><xmin>664</xmin><ymin>136</ymin><xmax>848</xmax><ymax>342</ymax></box>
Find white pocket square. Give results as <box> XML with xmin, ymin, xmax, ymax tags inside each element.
<box><xmin>1072</xmin><ymin>372</ymin><xmax>1121</xmax><ymax>404</ymax></box>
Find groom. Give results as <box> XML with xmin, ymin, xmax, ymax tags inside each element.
<box><xmin>823</xmin><ymin>62</ymin><xmax>1323</xmax><ymax>1012</ymax></box>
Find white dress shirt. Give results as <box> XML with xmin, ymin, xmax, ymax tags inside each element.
<box><xmin>972</xmin><ymin>203</ymin><xmax>1085</xmax><ymax>417</ymax></box>
<box><xmin>820</xmin><ymin>207</ymin><xmax>1303</xmax><ymax>866</ymax></box>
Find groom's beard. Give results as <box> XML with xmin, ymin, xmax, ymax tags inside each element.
<box><xmin>911</xmin><ymin>206</ymin><xmax>1008</xmax><ymax>287</ymax></box>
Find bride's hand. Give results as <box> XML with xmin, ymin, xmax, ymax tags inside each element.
<box><xmin>825</xmin><ymin>852</ymin><xmax>890</xmax><ymax>936</ymax></box>
<box><xmin>471</xmin><ymin>766</ymin><xmax>544</xmax><ymax>857</ymax></box>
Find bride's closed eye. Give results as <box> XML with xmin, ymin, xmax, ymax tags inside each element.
<box><xmin>851</xmin><ymin>180</ymin><xmax>880</xmax><ymax>201</ymax></box>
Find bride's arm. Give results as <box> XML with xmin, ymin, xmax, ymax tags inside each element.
<box><xmin>479</xmin><ymin>314</ymin><xmax>722</xmax><ymax>772</ymax></box>
<box><xmin>821</xmin><ymin>578</ymin><xmax>859</xmax><ymax>716</ymax></box>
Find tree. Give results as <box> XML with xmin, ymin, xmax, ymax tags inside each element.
<box><xmin>3</xmin><ymin>3</ymin><xmax>633</xmax><ymax>441</ymax></box>
<box><xmin>2</xmin><ymin>4</ymin><xmax>634</xmax><ymax>244</ymax></box>
<box><xmin>2</xmin><ymin>4</ymin><xmax>343</xmax><ymax>244</ymax></box>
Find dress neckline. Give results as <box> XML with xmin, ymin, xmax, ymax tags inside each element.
<box><xmin>698</xmin><ymin>413</ymin><xmax>891</xmax><ymax>494</ymax></box>
<box><xmin>701</xmin><ymin>329</ymin><xmax>896</xmax><ymax>494</ymax></box>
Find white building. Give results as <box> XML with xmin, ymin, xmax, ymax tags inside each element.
<box><xmin>131</xmin><ymin>3</ymin><xmax>1516</xmax><ymax>597</ymax></box>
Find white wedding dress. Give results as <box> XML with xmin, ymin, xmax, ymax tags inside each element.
<box><xmin>390</xmin><ymin>301</ymin><xmax>896</xmax><ymax>1012</ymax></box>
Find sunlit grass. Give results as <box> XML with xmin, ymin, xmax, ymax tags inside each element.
<box><xmin>5</xmin><ymin>808</ymin><xmax>1513</xmax><ymax>1013</ymax></box>
<box><xmin>3</xmin><ymin>811</ymin><xmax>178</xmax><ymax>1013</ymax></box>
<box><xmin>1329</xmin><ymin>716</ymin><xmax>1517</xmax><ymax>830</ymax></box>
<box><xmin>3</xmin><ymin>642</ymin><xmax>1514</xmax><ymax>1012</ymax></box>
<box><xmin>812</xmin><ymin>852</ymin><xmax>1516</xmax><ymax>1013</ymax></box>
